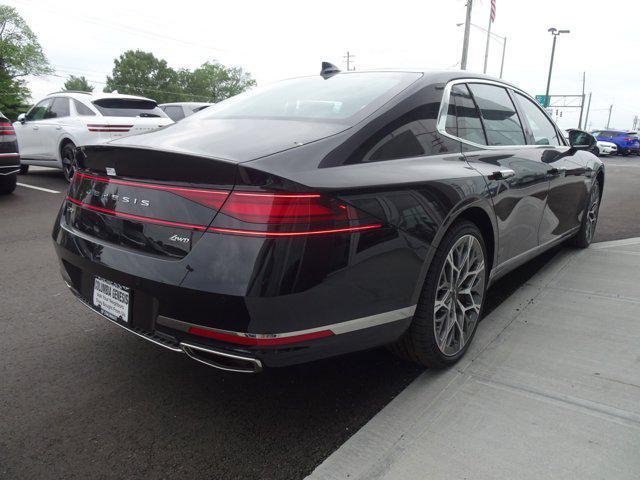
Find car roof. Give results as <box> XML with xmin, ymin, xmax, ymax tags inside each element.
<box><xmin>159</xmin><ymin>102</ymin><xmax>213</xmax><ymax>107</ymax></box>
<box><xmin>45</xmin><ymin>91</ymin><xmax>157</xmax><ymax>103</ymax></box>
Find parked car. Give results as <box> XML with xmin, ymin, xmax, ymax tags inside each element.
<box><xmin>591</xmin><ymin>130</ymin><xmax>640</xmax><ymax>155</ymax></box>
<box><xmin>596</xmin><ymin>139</ymin><xmax>618</xmax><ymax>156</ymax></box>
<box><xmin>0</xmin><ymin>110</ymin><xmax>20</xmax><ymax>194</ymax></box>
<box><xmin>53</xmin><ymin>69</ymin><xmax>604</xmax><ymax>373</ymax></box>
<box><xmin>14</xmin><ymin>91</ymin><xmax>173</xmax><ymax>181</ymax></box>
<box><xmin>159</xmin><ymin>102</ymin><xmax>213</xmax><ymax>121</ymax></box>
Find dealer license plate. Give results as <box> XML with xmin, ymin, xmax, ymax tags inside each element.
<box><xmin>93</xmin><ymin>276</ymin><xmax>130</xmax><ymax>323</ymax></box>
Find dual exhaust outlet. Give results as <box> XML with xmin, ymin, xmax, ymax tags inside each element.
<box><xmin>180</xmin><ymin>342</ymin><xmax>263</xmax><ymax>374</ymax></box>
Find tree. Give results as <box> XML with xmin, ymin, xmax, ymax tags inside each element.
<box><xmin>0</xmin><ymin>5</ymin><xmax>51</xmax><ymax>119</ymax></box>
<box><xmin>184</xmin><ymin>61</ymin><xmax>256</xmax><ymax>103</ymax></box>
<box><xmin>64</xmin><ymin>75</ymin><xmax>93</xmax><ymax>92</ymax></box>
<box><xmin>104</xmin><ymin>50</ymin><xmax>181</xmax><ymax>104</ymax></box>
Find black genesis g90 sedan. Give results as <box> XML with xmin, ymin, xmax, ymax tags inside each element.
<box><xmin>53</xmin><ymin>68</ymin><xmax>604</xmax><ymax>373</ymax></box>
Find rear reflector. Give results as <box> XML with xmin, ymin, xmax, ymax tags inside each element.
<box><xmin>187</xmin><ymin>326</ymin><xmax>334</xmax><ymax>346</ymax></box>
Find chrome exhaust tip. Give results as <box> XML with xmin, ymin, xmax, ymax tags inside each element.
<box><xmin>180</xmin><ymin>342</ymin><xmax>263</xmax><ymax>374</ymax></box>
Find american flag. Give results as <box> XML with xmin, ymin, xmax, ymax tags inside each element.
<box><xmin>490</xmin><ymin>0</ymin><xmax>497</xmax><ymax>22</ymax></box>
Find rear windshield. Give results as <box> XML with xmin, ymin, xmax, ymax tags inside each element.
<box><xmin>92</xmin><ymin>98</ymin><xmax>167</xmax><ymax>118</ymax></box>
<box><xmin>196</xmin><ymin>72</ymin><xmax>422</xmax><ymax>124</ymax></box>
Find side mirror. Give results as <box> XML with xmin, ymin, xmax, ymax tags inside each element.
<box><xmin>567</xmin><ymin>129</ymin><xmax>596</xmax><ymax>150</ymax></box>
<box><xmin>17</xmin><ymin>113</ymin><xmax>26</xmax><ymax>124</ymax></box>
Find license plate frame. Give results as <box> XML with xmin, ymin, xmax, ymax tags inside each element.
<box><xmin>92</xmin><ymin>276</ymin><xmax>131</xmax><ymax>323</ymax></box>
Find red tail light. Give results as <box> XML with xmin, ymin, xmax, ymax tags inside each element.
<box><xmin>210</xmin><ymin>191</ymin><xmax>382</xmax><ymax>237</ymax></box>
<box><xmin>0</xmin><ymin>122</ymin><xmax>15</xmax><ymax>135</ymax></box>
<box><xmin>69</xmin><ymin>172</ymin><xmax>382</xmax><ymax>237</ymax></box>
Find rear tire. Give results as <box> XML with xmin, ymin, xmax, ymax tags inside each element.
<box><xmin>390</xmin><ymin>220</ymin><xmax>488</xmax><ymax>368</ymax></box>
<box><xmin>0</xmin><ymin>173</ymin><xmax>17</xmax><ymax>194</ymax></box>
<box><xmin>19</xmin><ymin>164</ymin><xmax>29</xmax><ymax>174</ymax></box>
<box><xmin>61</xmin><ymin>141</ymin><xmax>77</xmax><ymax>182</ymax></box>
<box><xmin>571</xmin><ymin>179</ymin><xmax>601</xmax><ymax>248</ymax></box>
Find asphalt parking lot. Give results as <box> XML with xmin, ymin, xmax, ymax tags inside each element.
<box><xmin>1</xmin><ymin>156</ymin><xmax>639</xmax><ymax>480</ymax></box>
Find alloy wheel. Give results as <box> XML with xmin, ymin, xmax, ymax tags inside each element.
<box><xmin>585</xmin><ymin>183</ymin><xmax>600</xmax><ymax>243</ymax></box>
<box><xmin>62</xmin><ymin>144</ymin><xmax>76</xmax><ymax>182</ymax></box>
<box><xmin>433</xmin><ymin>234</ymin><xmax>485</xmax><ymax>356</ymax></box>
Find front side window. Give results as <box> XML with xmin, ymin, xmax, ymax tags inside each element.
<box><xmin>46</xmin><ymin>97</ymin><xmax>70</xmax><ymax>118</ymax></box>
<box><xmin>26</xmin><ymin>99</ymin><xmax>52</xmax><ymax>121</ymax></box>
<box><xmin>468</xmin><ymin>83</ymin><xmax>526</xmax><ymax>146</ymax></box>
<box><xmin>448</xmin><ymin>84</ymin><xmax>486</xmax><ymax>145</ymax></box>
<box><xmin>73</xmin><ymin>99</ymin><xmax>96</xmax><ymax>116</ymax></box>
<box><xmin>514</xmin><ymin>92</ymin><xmax>561</xmax><ymax>146</ymax></box>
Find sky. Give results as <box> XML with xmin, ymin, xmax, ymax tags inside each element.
<box><xmin>6</xmin><ymin>0</ymin><xmax>639</xmax><ymax>131</ymax></box>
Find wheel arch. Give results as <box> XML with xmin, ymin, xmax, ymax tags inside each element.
<box><xmin>58</xmin><ymin>137</ymin><xmax>77</xmax><ymax>162</ymax></box>
<box><xmin>410</xmin><ymin>197</ymin><xmax>498</xmax><ymax>305</ymax></box>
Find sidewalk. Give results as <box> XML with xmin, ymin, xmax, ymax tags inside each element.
<box><xmin>309</xmin><ymin>238</ymin><xmax>640</xmax><ymax>480</ymax></box>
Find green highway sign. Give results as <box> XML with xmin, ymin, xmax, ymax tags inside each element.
<box><xmin>535</xmin><ymin>95</ymin><xmax>549</xmax><ymax>107</ymax></box>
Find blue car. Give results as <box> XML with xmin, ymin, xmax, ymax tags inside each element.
<box><xmin>591</xmin><ymin>130</ymin><xmax>640</xmax><ymax>155</ymax></box>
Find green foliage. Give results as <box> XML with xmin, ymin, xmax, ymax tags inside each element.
<box><xmin>63</xmin><ymin>75</ymin><xmax>93</xmax><ymax>92</ymax></box>
<box><xmin>105</xmin><ymin>50</ymin><xmax>255</xmax><ymax>103</ymax></box>
<box><xmin>181</xmin><ymin>62</ymin><xmax>256</xmax><ymax>103</ymax></box>
<box><xmin>0</xmin><ymin>5</ymin><xmax>51</xmax><ymax>120</ymax></box>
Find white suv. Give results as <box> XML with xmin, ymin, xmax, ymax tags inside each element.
<box><xmin>14</xmin><ymin>91</ymin><xmax>174</xmax><ymax>181</ymax></box>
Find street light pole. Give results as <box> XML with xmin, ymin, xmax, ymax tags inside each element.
<box><xmin>460</xmin><ymin>0</ymin><xmax>473</xmax><ymax>70</ymax></box>
<box><xmin>544</xmin><ymin>27</ymin><xmax>570</xmax><ymax>108</ymax></box>
<box><xmin>499</xmin><ymin>36</ymin><xmax>507</xmax><ymax>78</ymax></box>
<box><xmin>606</xmin><ymin>104</ymin><xmax>613</xmax><ymax>129</ymax></box>
<box><xmin>482</xmin><ymin>9</ymin><xmax>492</xmax><ymax>73</ymax></box>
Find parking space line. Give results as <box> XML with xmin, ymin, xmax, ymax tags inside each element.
<box><xmin>16</xmin><ymin>182</ymin><xmax>61</xmax><ymax>194</ymax></box>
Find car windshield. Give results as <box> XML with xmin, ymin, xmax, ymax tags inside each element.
<box><xmin>196</xmin><ymin>72</ymin><xmax>422</xmax><ymax>124</ymax></box>
<box><xmin>92</xmin><ymin>98</ymin><xmax>168</xmax><ymax>118</ymax></box>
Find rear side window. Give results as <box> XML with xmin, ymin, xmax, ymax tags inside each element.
<box><xmin>448</xmin><ymin>84</ymin><xmax>487</xmax><ymax>145</ymax></box>
<box><xmin>162</xmin><ymin>105</ymin><xmax>185</xmax><ymax>121</ymax></box>
<box><xmin>73</xmin><ymin>99</ymin><xmax>95</xmax><ymax>116</ymax></box>
<box><xmin>514</xmin><ymin>92</ymin><xmax>561</xmax><ymax>146</ymax></box>
<box><xmin>46</xmin><ymin>97</ymin><xmax>70</xmax><ymax>118</ymax></box>
<box><xmin>468</xmin><ymin>83</ymin><xmax>526</xmax><ymax>146</ymax></box>
<box><xmin>92</xmin><ymin>98</ymin><xmax>167</xmax><ymax>118</ymax></box>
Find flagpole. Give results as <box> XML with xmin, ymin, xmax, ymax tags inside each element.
<box><xmin>483</xmin><ymin>2</ymin><xmax>493</xmax><ymax>73</ymax></box>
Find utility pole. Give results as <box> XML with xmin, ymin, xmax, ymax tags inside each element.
<box><xmin>499</xmin><ymin>37</ymin><xmax>507</xmax><ymax>78</ymax></box>
<box><xmin>606</xmin><ymin>104</ymin><xmax>613</xmax><ymax>129</ymax></box>
<box><xmin>343</xmin><ymin>51</ymin><xmax>355</xmax><ymax>71</ymax></box>
<box><xmin>460</xmin><ymin>0</ymin><xmax>473</xmax><ymax>70</ymax></box>
<box><xmin>544</xmin><ymin>28</ymin><xmax>570</xmax><ymax>107</ymax></box>
<box><xmin>578</xmin><ymin>71</ymin><xmax>586</xmax><ymax>129</ymax></box>
<box><xmin>482</xmin><ymin>3</ymin><xmax>493</xmax><ymax>74</ymax></box>
<box><xmin>583</xmin><ymin>92</ymin><xmax>592</xmax><ymax>131</ymax></box>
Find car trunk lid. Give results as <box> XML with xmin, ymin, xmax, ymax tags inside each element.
<box><xmin>66</xmin><ymin>145</ymin><xmax>236</xmax><ymax>258</ymax></box>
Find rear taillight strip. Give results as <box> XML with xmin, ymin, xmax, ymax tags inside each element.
<box><xmin>75</xmin><ymin>172</ymin><xmax>229</xmax><ymax>198</ymax></box>
<box><xmin>209</xmin><ymin>224</ymin><xmax>382</xmax><ymax>237</ymax></box>
<box><xmin>66</xmin><ymin>196</ymin><xmax>208</xmax><ymax>231</ymax></box>
<box><xmin>0</xmin><ymin>153</ymin><xmax>19</xmax><ymax>157</ymax></box>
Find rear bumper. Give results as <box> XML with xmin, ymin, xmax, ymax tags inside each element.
<box><xmin>0</xmin><ymin>152</ymin><xmax>20</xmax><ymax>172</ymax></box>
<box><xmin>53</xmin><ymin>204</ymin><xmax>424</xmax><ymax>370</ymax></box>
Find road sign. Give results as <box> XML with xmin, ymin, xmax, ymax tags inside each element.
<box><xmin>535</xmin><ymin>95</ymin><xmax>548</xmax><ymax>107</ymax></box>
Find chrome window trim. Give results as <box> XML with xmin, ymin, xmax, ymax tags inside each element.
<box><xmin>436</xmin><ymin>78</ymin><xmax>567</xmax><ymax>150</ymax></box>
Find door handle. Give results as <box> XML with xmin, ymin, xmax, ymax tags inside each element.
<box><xmin>55</xmin><ymin>126</ymin><xmax>62</xmax><ymax>130</ymax></box>
<box><xmin>547</xmin><ymin>167</ymin><xmax>566</xmax><ymax>176</ymax></box>
<box><xmin>32</xmin><ymin>126</ymin><xmax>39</xmax><ymax>130</ymax></box>
<box><xmin>488</xmin><ymin>169</ymin><xmax>516</xmax><ymax>180</ymax></box>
